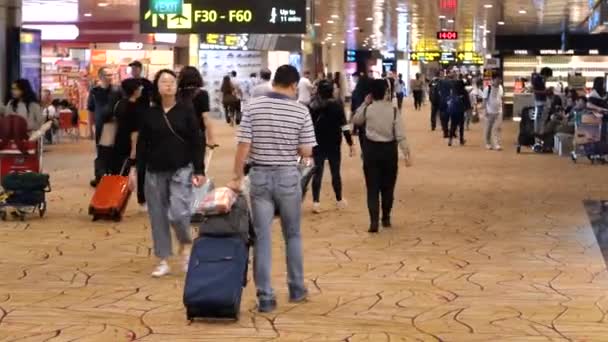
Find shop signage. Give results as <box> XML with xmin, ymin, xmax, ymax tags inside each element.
<box><xmin>119</xmin><ymin>42</ymin><xmax>144</xmax><ymax>50</ymax></box>
<box><xmin>151</xmin><ymin>0</ymin><xmax>182</xmax><ymax>14</ymax></box>
<box><xmin>140</xmin><ymin>0</ymin><xmax>307</xmax><ymax>34</ymax></box>
<box><xmin>437</xmin><ymin>31</ymin><xmax>458</xmax><ymax>40</ymax></box>
<box><xmin>440</xmin><ymin>52</ymin><xmax>455</xmax><ymax>64</ymax></box>
<box><xmin>504</xmin><ymin>49</ymin><xmax>608</xmax><ymax>56</ymax></box>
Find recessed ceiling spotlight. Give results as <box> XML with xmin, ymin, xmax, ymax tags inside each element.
<box><xmin>84</xmin><ymin>12</ymin><xmax>92</xmax><ymax>17</ymax></box>
<box><xmin>485</xmin><ymin>30</ymin><xmax>491</xmax><ymax>34</ymax></box>
<box><xmin>518</xmin><ymin>9</ymin><xmax>527</xmax><ymax>14</ymax></box>
<box><xmin>442</xmin><ymin>28</ymin><xmax>447</xmax><ymax>31</ymax></box>
<box><xmin>97</xmin><ymin>2</ymin><xmax>109</xmax><ymax>7</ymax></box>
<box><xmin>340</xmin><ymin>40</ymin><xmax>345</xmax><ymax>43</ymax></box>
<box><xmin>439</xmin><ymin>15</ymin><xmax>446</xmax><ymax>19</ymax></box>
<box><xmin>366</xmin><ymin>17</ymin><xmax>373</xmax><ymax>21</ymax></box>
<box><xmin>447</xmin><ymin>19</ymin><xmax>454</xmax><ymax>23</ymax></box>
<box><xmin>497</xmin><ymin>21</ymin><xmax>505</xmax><ymax>25</ymax></box>
<box><xmin>369</xmin><ymin>34</ymin><xmax>375</xmax><ymax>38</ymax></box>
<box><xmin>353</xmin><ymin>26</ymin><xmax>360</xmax><ymax>30</ymax></box>
<box><xmin>346</xmin><ymin>30</ymin><xmax>352</xmax><ymax>33</ymax></box>
<box><xmin>306</xmin><ymin>7</ymin><xmax>310</xmax><ymax>10</ymax></box>
<box><xmin>332</xmin><ymin>43</ymin><xmax>336</xmax><ymax>46</ymax></box>
<box><xmin>479</xmin><ymin>25</ymin><xmax>485</xmax><ymax>29</ymax></box>
<box><xmin>331</xmin><ymin>14</ymin><xmax>339</xmax><ymax>19</ymax></box>
<box><xmin>314</xmin><ymin>23</ymin><xmax>321</xmax><ymax>26</ymax></box>
<box><xmin>484</xmin><ymin>4</ymin><xmax>493</xmax><ymax>8</ymax></box>
<box><xmin>327</xmin><ymin>20</ymin><xmax>334</xmax><ymax>24</ymax></box>
<box><xmin>406</xmin><ymin>23</ymin><xmax>411</xmax><ymax>26</ymax></box>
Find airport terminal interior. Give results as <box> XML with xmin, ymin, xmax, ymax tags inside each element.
<box><xmin>1</xmin><ymin>0</ymin><xmax>608</xmax><ymax>341</ymax></box>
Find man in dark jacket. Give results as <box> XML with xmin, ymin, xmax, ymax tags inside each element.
<box><xmin>429</xmin><ymin>73</ymin><xmax>442</xmax><ymax>131</ymax></box>
<box><xmin>87</xmin><ymin>67</ymin><xmax>121</xmax><ymax>187</ymax></box>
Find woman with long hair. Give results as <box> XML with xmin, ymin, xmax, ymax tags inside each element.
<box><xmin>221</xmin><ymin>75</ymin><xmax>239</xmax><ymax>126</ymax></box>
<box><xmin>134</xmin><ymin>69</ymin><xmax>206</xmax><ymax>277</ymax></box>
<box><xmin>178</xmin><ymin>66</ymin><xmax>215</xmax><ymax>146</ymax></box>
<box><xmin>7</xmin><ymin>79</ymin><xmax>43</xmax><ymax>131</ymax></box>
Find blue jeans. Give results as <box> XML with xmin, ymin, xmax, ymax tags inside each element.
<box><xmin>249</xmin><ymin>166</ymin><xmax>306</xmax><ymax>301</ymax></box>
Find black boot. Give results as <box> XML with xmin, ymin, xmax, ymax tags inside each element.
<box><xmin>382</xmin><ymin>217</ymin><xmax>392</xmax><ymax>228</ymax></box>
<box><xmin>368</xmin><ymin>222</ymin><xmax>379</xmax><ymax>233</ymax></box>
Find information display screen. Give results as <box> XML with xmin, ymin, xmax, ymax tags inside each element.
<box><xmin>140</xmin><ymin>0</ymin><xmax>307</xmax><ymax>34</ymax></box>
<box><xmin>437</xmin><ymin>31</ymin><xmax>458</xmax><ymax>40</ymax></box>
<box><xmin>20</xmin><ymin>29</ymin><xmax>42</xmax><ymax>96</ymax></box>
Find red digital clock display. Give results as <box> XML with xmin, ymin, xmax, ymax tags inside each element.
<box><xmin>437</xmin><ymin>31</ymin><xmax>458</xmax><ymax>40</ymax></box>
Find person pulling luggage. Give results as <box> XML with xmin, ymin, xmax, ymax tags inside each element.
<box><xmin>309</xmin><ymin>80</ymin><xmax>354</xmax><ymax>213</ymax></box>
<box><xmin>228</xmin><ymin>65</ymin><xmax>317</xmax><ymax>313</ymax></box>
<box><xmin>352</xmin><ymin>79</ymin><xmax>412</xmax><ymax>233</ymax></box>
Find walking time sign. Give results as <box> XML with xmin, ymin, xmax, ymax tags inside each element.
<box><xmin>140</xmin><ymin>0</ymin><xmax>307</xmax><ymax>34</ymax></box>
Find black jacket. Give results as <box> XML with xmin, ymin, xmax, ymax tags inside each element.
<box><xmin>309</xmin><ymin>97</ymin><xmax>353</xmax><ymax>149</ymax></box>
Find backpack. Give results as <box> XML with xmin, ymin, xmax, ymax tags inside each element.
<box><xmin>447</xmin><ymin>94</ymin><xmax>465</xmax><ymax>114</ymax></box>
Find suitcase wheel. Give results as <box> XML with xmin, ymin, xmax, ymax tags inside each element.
<box><xmin>516</xmin><ymin>146</ymin><xmax>521</xmax><ymax>154</ymax></box>
<box><xmin>111</xmin><ymin>209</ymin><xmax>122</xmax><ymax>222</ymax></box>
<box><xmin>88</xmin><ymin>206</ymin><xmax>94</xmax><ymax>216</ymax></box>
<box><xmin>92</xmin><ymin>214</ymin><xmax>100</xmax><ymax>222</ymax></box>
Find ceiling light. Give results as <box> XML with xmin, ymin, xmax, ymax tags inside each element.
<box><xmin>332</xmin><ymin>43</ymin><xmax>336</xmax><ymax>46</ymax></box>
<box><xmin>479</xmin><ymin>25</ymin><xmax>485</xmax><ymax>29</ymax></box>
<box><xmin>327</xmin><ymin>20</ymin><xmax>334</xmax><ymax>24</ymax></box>
<box><xmin>519</xmin><ymin>9</ymin><xmax>527</xmax><ymax>14</ymax></box>
<box><xmin>314</xmin><ymin>23</ymin><xmax>321</xmax><ymax>26</ymax></box>
<box><xmin>340</xmin><ymin>40</ymin><xmax>345</xmax><ymax>43</ymax></box>
<box><xmin>331</xmin><ymin>14</ymin><xmax>339</xmax><ymax>19</ymax></box>
<box><xmin>353</xmin><ymin>26</ymin><xmax>360</xmax><ymax>30</ymax></box>
<box><xmin>97</xmin><ymin>2</ymin><xmax>109</xmax><ymax>7</ymax></box>
<box><xmin>23</xmin><ymin>24</ymin><xmax>79</xmax><ymax>40</ymax></box>
<box><xmin>84</xmin><ymin>12</ymin><xmax>92</xmax><ymax>17</ymax></box>
<box><xmin>484</xmin><ymin>4</ymin><xmax>493</xmax><ymax>8</ymax></box>
<box><xmin>497</xmin><ymin>21</ymin><xmax>505</xmax><ymax>25</ymax></box>
<box><xmin>306</xmin><ymin>6</ymin><xmax>310</xmax><ymax>10</ymax></box>
<box><xmin>447</xmin><ymin>19</ymin><xmax>454</xmax><ymax>23</ymax></box>
<box><xmin>366</xmin><ymin>17</ymin><xmax>373</xmax><ymax>21</ymax></box>
<box><xmin>442</xmin><ymin>28</ymin><xmax>447</xmax><ymax>31</ymax></box>
<box><xmin>369</xmin><ymin>34</ymin><xmax>375</xmax><ymax>38</ymax></box>
<box><xmin>439</xmin><ymin>15</ymin><xmax>446</xmax><ymax>19</ymax></box>
<box><xmin>327</xmin><ymin>32</ymin><xmax>333</xmax><ymax>35</ymax></box>
<box><xmin>485</xmin><ymin>30</ymin><xmax>491</xmax><ymax>34</ymax></box>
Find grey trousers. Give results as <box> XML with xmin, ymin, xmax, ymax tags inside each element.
<box><xmin>485</xmin><ymin>112</ymin><xmax>503</xmax><ymax>147</ymax></box>
<box><xmin>145</xmin><ymin>165</ymin><xmax>194</xmax><ymax>259</ymax></box>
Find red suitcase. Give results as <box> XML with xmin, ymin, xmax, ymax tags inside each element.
<box><xmin>88</xmin><ymin>163</ymin><xmax>131</xmax><ymax>222</ymax></box>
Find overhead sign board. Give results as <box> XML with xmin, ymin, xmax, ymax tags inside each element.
<box><xmin>140</xmin><ymin>0</ymin><xmax>307</xmax><ymax>34</ymax></box>
<box><xmin>151</xmin><ymin>0</ymin><xmax>182</xmax><ymax>14</ymax></box>
<box><xmin>200</xmin><ymin>33</ymin><xmax>248</xmax><ymax>50</ymax></box>
<box><xmin>456</xmin><ymin>51</ymin><xmax>483</xmax><ymax>64</ymax></box>
<box><xmin>409</xmin><ymin>51</ymin><xmax>441</xmax><ymax>62</ymax></box>
<box><xmin>410</xmin><ymin>51</ymin><xmax>484</xmax><ymax>64</ymax></box>
<box><xmin>345</xmin><ymin>50</ymin><xmax>356</xmax><ymax>62</ymax></box>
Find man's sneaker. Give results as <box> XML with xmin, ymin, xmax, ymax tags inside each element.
<box><xmin>486</xmin><ymin>144</ymin><xmax>493</xmax><ymax>150</ymax></box>
<box><xmin>312</xmin><ymin>202</ymin><xmax>321</xmax><ymax>214</ymax></box>
<box><xmin>337</xmin><ymin>199</ymin><xmax>348</xmax><ymax>210</ymax></box>
<box><xmin>139</xmin><ymin>204</ymin><xmax>148</xmax><ymax>213</ymax></box>
<box><xmin>494</xmin><ymin>145</ymin><xmax>503</xmax><ymax>151</ymax></box>
<box><xmin>258</xmin><ymin>299</ymin><xmax>277</xmax><ymax>313</ymax></box>
<box><xmin>151</xmin><ymin>261</ymin><xmax>170</xmax><ymax>278</ymax></box>
<box><xmin>289</xmin><ymin>289</ymin><xmax>309</xmax><ymax>303</ymax></box>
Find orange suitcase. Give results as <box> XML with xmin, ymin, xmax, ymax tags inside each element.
<box><xmin>88</xmin><ymin>162</ymin><xmax>132</xmax><ymax>222</ymax></box>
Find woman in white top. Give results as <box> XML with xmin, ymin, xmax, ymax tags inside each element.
<box><xmin>482</xmin><ymin>76</ymin><xmax>504</xmax><ymax>151</ymax></box>
<box><xmin>6</xmin><ymin>79</ymin><xmax>43</xmax><ymax>132</ymax></box>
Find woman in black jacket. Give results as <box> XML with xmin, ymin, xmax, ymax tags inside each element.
<box><xmin>309</xmin><ymin>80</ymin><xmax>354</xmax><ymax>213</ymax></box>
<box><xmin>133</xmin><ymin>69</ymin><xmax>206</xmax><ymax>278</ymax></box>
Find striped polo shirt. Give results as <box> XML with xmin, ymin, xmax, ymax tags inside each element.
<box><xmin>237</xmin><ymin>92</ymin><xmax>317</xmax><ymax>166</ymax></box>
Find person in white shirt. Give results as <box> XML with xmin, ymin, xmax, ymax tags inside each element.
<box><xmin>297</xmin><ymin>70</ymin><xmax>313</xmax><ymax>105</ymax></box>
<box><xmin>251</xmin><ymin>68</ymin><xmax>272</xmax><ymax>98</ymax></box>
<box><xmin>483</xmin><ymin>76</ymin><xmax>504</xmax><ymax>151</ymax></box>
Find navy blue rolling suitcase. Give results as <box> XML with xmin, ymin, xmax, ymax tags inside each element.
<box><xmin>184</xmin><ymin>236</ymin><xmax>249</xmax><ymax>320</ymax></box>
<box><xmin>183</xmin><ymin>194</ymin><xmax>255</xmax><ymax>321</ymax></box>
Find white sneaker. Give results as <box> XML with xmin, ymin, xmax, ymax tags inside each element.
<box><xmin>312</xmin><ymin>202</ymin><xmax>321</xmax><ymax>214</ymax></box>
<box><xmin>494</xmin><ymin>145</ymin><xmax>503</xmax><ymax>151</ymax></box>
<box><xmin>337</xmin><ymin>199</ymin><xmax>348</xmax><ymax>210</ymax></box>
<box><xmin>139</xmin><ymin>204</ymin><xmax>148</xmax><ymax>213</ymax></box>
<box><xmin>151</xmin><ymin>261</ymin><xmax>170</xmax><ymax>278</ymax></box>
<box><xmin>486</xmin><ymin>144</ymin><xmax>493</xmax><ymax>150</ymax></box>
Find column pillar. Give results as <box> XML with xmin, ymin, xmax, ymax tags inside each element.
<box><xmin>0</xmin><ymin>0</ymin><xmax>21</xmax><ymax>101</ymax></box>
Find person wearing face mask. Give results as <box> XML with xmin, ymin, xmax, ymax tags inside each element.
<box><xmin>227</xmin><ymin>65</ymin><xmax>317</xmax><ymax>313</ymax></box>
<box><xmin>134</xmin><ymin>69</ymin><xmax>206</xmax><ymax>278</ymax></box>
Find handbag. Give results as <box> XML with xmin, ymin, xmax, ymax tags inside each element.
<box><xmin>98</xmin><ymin>101</ymin><xmax>120</xmax><ymax>147</ymax></box>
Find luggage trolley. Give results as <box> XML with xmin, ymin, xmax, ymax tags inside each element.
<box><xmin>0</xmin><ymin>138</ymin><xmax>51</xmax><ymax>221</ymax></box>
<box><xmin>571</xmin><ymin>110</ymin><xmax>608</xmax><ymax>164</ymax></box>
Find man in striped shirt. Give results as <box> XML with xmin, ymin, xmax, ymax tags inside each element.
<box><xmin>228</xmin><ymin>65</ymin><xmax>317</xmax><ymax>313</ymax></box>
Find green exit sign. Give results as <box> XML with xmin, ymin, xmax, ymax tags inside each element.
<box><xmin>150</xmin><ymin>0</ymin><xmax>182</xmax><ymax>14</ymax></box>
